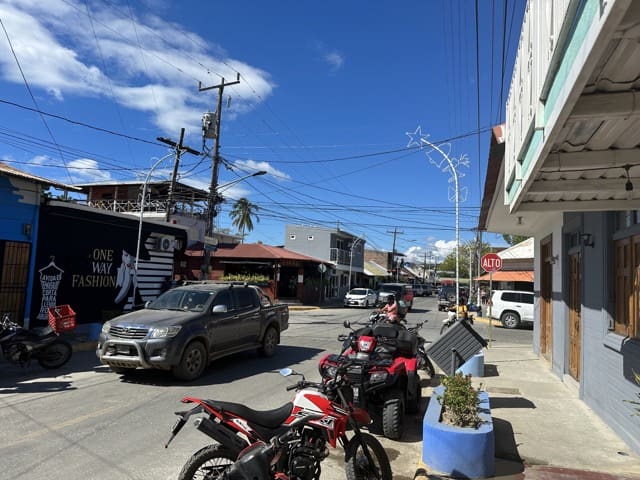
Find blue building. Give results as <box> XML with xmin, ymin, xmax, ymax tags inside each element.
<box><xmin>0</xmin><ymin>162</ymin><xmax>78</xmax><ymax>326</ymax></box>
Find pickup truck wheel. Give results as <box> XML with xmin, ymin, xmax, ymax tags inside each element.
<box><xmin>172</xmin><ymin>341</ymin><xmax>207</xmax><ymax>381</ymax></box>
<box><xmin>260</xmin><ymin>327</ymin><xmax>278</xmax><ymax>357</ymax></box>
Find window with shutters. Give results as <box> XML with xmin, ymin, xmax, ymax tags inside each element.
<box><xmin>614</xmin><ymin>234</ymin><xmax>639</xmax><ymax>338</ymax></box>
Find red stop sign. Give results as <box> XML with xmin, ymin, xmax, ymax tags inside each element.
<box><xmin>481</xmin><ymin>253</ymin><xmax>503</xmax><ymax>272</ymax></box>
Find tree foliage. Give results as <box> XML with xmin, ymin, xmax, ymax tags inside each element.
<box><xmin>502</xmin><ymin>234</ymin><xmax>529</xmax><ymax>246</ymax></box>
<box><xmin>436</xmin><ymin>240</ymin><xmax>493</xmax><ymax>280</ymax></box>
<box><xmin>229</xmin><ymin>198</ymin><xmax>260</xmax><ymax>243</ymax></box>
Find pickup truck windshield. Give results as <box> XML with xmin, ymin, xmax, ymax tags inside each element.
<box><xmin>148</xmin><ymin>289</ymin><xmax>213</xmax><ymax>312</ymax></box>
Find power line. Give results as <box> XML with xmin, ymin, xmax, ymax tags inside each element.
<box><xmin>0</xmin><ymin>98</ymin><xmax>162</xmax><ymax>146</ymax></box>
<box><xmin>0</xmin><ymin>18</ymin><xmax>73</xmax><ymax>183</ymax></box>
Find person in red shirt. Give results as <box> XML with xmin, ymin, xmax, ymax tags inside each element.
<box><xmin>380</xmin><ymin>295</ymin><xmax>400</xmax><ymax>323</ymax></box>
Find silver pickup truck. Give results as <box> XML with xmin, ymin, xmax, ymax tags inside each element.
<box><xmin>96</xmin><ymin>283</ymin><xmax>289</xmax><ymax>380</ymax></box>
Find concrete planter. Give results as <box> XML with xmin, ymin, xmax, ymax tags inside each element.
<box><xmin>455</xmin><ymin>350</ymin><xmax>485</xmax><ymax>378</ymax></box>
<box><xmin>422</xmin><ymin>385</ymin><xmax>495</xmax><ymax>478</ymax></box>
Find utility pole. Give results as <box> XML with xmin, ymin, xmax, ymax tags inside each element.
<box><xmin>157</xmin><ymin>128</ymin><xmax>200</xmax><ymax>222</ymax></box>
<box><xmin>387</xmin><ymin>227</ymin><xmax>404</xmax><ymax>281</ymax></box>
<box><xmin>422</xmin><ymin>252</ymin><xmax>427</xmax><ymax>283</ymax></box>
<box><xmin>198</xmin><ymin>73</ymin><xmax>241</xmax><ymax>280</ymax></box>
<box><xmin>476</xmin><ymin>230</ymin><xmax>483</xmax><ymax>305</ymax></box>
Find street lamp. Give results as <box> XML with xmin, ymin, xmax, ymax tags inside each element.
<box><xmin>407</xmin><ymin>127</ymin><xmax>467</xmax><ymax>315</ymax></box>
<box><xmin>217</xmin><ymin>170</ymin><xmax>267</xmax><ymax>194</ymax></box>
<box><xmin>199</xmin><ymin>169</ymin><xmax>267</xmax><ymax>279</ymax></box>
<box><xmin>135</xmin><ymin>152</ymin><xmax>175</xmax><ymax>273</ymax></box>
<box><xmin>421</xmin><ymin>139</ymin><xmax>461</xmax><ymax>313</ymax></box>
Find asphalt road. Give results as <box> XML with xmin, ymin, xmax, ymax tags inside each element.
<box><xmin>0</xmin><ymin>296</ymin><xmax>532</xmax><ymax>480</ymax></box>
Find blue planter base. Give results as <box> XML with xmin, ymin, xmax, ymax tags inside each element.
<box><xmin>456</xmin><ymin>350</ymin><xmax>485</xmax><ymax>377</ymax></box>
<box><xmin>422</xmin><ymin>385</ymin><xmax>495</xmax><ymax>478</ymax></box>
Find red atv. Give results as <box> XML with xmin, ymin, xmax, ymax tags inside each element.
<box><xmin>318</xmin><ymin>320</ymin><xmax>423</xmax><ymax>440</ymax></box>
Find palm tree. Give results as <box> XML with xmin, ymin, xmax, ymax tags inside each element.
<box><xmin>229</xmin><ymin>198</ymin><xmax>260</xmax><ymax>243</ymax></box>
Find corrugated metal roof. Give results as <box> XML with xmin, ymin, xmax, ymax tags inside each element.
<box><xmin>191</xmin><ymin>243</ymin><xmax>325</xmax><ymax>263</ymax></box>
<box><xmin>518</xmin><ymin>4</ymin><xmax>640</xmax><ymax>210</ymax></box>
<box><xmin>364</xmin><ymin>260</ymin><xmax>388</xmax><ymax>276</ymax></box>
<box><xmin>497</xmin><ymin>237</ymin><xmax>533</xmax><ymax>259</ymax></box>
<box><xmin>475</xmin><ymin>270</ymin><xmax>534</xmax><ymax>282</ymax></box>
<box><xmin>0</xmin><ymin>162</ymin><xmax>79</xmax><ymax>191</ymax></box>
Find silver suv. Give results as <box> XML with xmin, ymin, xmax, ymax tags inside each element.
<box><xmin>490</xmin><ymin>290</ymin><xmax>534</xmax><ymax>329</ymax></box>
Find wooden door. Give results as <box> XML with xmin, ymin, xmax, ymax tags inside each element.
<box><xmin>568</xmin><ymin>252</ymin><xmax>581</xmax><ymax>381</ymax></box>
<box><xmin>540</xmin><ymin>238</ymin><xmax>553</xmax><ymax>360</ymax></box>
<box><xmin>0</xmin><ymin>241</ymin><xmax>30</xmax><ymax>324</ymax></box>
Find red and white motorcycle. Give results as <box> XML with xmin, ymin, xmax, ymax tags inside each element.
<box><xmin>165</xmin><ymin>365</ymin><xmax>392</xmax><ymax>480</ymax></box>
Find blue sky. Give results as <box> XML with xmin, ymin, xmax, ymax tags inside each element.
<box><xmin>0</xmin><ymin>0</ymin><xmax>526</xmax><ymax>264</ymax></box>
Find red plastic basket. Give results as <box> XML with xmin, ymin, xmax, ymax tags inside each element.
<box><xmin>48</xmin><ymin>305</ymin><xmax>76</xmax><ymax>333</ymax></box>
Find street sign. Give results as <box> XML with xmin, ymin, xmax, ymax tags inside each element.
<box><xmin>481</xmin><ymin>253</ymin><xmax>503</xmax><ymax>272</ymax></box>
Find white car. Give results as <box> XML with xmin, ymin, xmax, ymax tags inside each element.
<box><xmin>344</xmin><ymin>288</ymin><xmax>378</xmax><ymax>308</ymax></box>
<box><xmin>489</xmin><ymin>290</ymin><xmax>534</xmax><ymax>329</ymax></box>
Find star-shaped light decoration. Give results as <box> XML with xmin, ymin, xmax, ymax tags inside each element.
<box><xmin>406</xmin><ymin>126</ymin><xmax>429</xmax><ymax>149</ymax></box>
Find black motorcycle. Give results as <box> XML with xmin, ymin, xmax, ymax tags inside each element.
<box><xmin>0</xmin><ymin>313</ymin><xmax>73</xmax><ymax>369</ymax></box>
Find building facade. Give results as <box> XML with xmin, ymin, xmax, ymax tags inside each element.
<box><xmin>481</xmin><ymin>1</ymin><xmax>640</xmax><ymax>454</ymax></box>
<box><xmin>285</xmin><ymin>225</ymin><xmax>365</xmax><ymax>299</ymax></box>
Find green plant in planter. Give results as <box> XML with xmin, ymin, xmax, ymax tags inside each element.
<box><xmin>221</xmin><ymin>274</ymin><xmax>269</xmax><ymax>283</ymax></box>
<box><xmin>438</xmin><ymin>373</ymin><xmax>481</xmax><ymax>428</ymax></box>
<box><xmin>623</xmin><ymin>370</ymin><xmax>640</xmax><ymax>416</ymax></box>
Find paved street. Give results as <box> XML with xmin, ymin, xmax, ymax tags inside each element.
<box><xmin>0</xmin><ymin>296</ymin><xmax>530</xmax><ymax>480</ymax></box>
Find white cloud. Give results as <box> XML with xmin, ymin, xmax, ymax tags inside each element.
<box><xmin>324</xmin><ymin>51</ymin><xmax>344</xmax><ymax>71</ymax></box>
<box><xmin>313</xmin><ymin>40</ymin><xmax>345</xmax><ymax>73</ymax></box>
<box><xmin>402</xmin><ymin>239</ymin><xmax>458</xmax><ymax>264</ymax></box>
<box><xmin>232</xmin><ymin>159</ymin><xmax>291</xmax><ymax>181</ymax></box>
<box><xmin>0</xmin><ymin>0</ymin><xmax>275</xmax><ymax>135</ymax></box>
<box><xmin>67</xmin><ymin>158</ymin><xmax>113</xmax><ymax>183</ymax></box>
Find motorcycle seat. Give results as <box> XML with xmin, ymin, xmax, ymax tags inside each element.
<box><xmin>21</xmin><ymin>326</ymin><xmax>57</xmax><ymax>339</ymax></box>
<box><xmin>203</xmin><ymin>400</ymin><xmax>294</xmax><ymax>429</ymax></box>
<box><xmin>396</xmin><ymin>330</ymin><xmax>418</xmax><ymax>356</ymax></box>
<box><xmin>371</xmin><ymin>325</ymin><xmax>399</xmax><ymax>339</ymax></box>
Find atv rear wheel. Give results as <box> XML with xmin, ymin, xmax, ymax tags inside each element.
<box><xmin>382</xmin><ymin>391</ymin><xmax>404</xmax><ymax>439</ymax></box>
<box><xmin>406</xmin><ymin>372</ymin><xmax>422</xmax><ymax>414</ymax></box>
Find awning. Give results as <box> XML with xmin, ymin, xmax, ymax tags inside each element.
<box><xmin>475</xmin><ymin>270</ymin><xmax>534</xmax><ymax>282</ymax></box>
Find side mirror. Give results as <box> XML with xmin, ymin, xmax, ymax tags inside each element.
<box><xmin>279</xmin><ymin>368</ymin><xmax>293</xmax><ymax>377</ymax></box>
<box><xmin>343</xmin><ymin>320</ymin><xmax>351</xmax><ymax>329</ymax></box>
<box><xmin>212</xmin><ymin>304</ymin><xmax>228</xmax><ymax>313</ymax></box>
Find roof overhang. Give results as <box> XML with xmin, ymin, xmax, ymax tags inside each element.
<box><xmin>475</xmin><ymin>270</ymin><xmax>534</xmax><ymax>282</ymax></box>
<box><xmin>483</xmin><ymin>2</ymin><xmax>640</xmax><ymax>236</ymax></box>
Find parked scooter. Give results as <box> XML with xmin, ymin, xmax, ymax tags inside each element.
<box><xmin>439</xmin><ymin>304</ymin><xmax>475</xmax><ymax>335</ymax></box>
<box><xmin>165</xmin><ymin>364</ymin><xmax>392</xmax><ymax>480</ymax></box>
<box><xmin>0</xmin><ymin>312</ymin><xmax>73</xmax><ymax>369</ymax></box>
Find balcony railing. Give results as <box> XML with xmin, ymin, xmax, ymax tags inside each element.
<box><xmin>505</xmin><ymin>0</ymin><xmax>572</xmax><ymax>202</ymax></box>
<box><xmin>81</xmin><ymin>199</ymin><xmax>206</xmax><ymax>217</ymax></box>
<box><xmin>330</xmin><ymin>248</ymin><xmax>351</xmax><ymax>266</ymax></box>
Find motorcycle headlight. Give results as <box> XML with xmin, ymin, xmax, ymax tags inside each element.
<box><xmin>101</xmin><ymin>320</ymin><xmax>111</xmax><ymax>335</ymax></box>
<box><xmin>369</xmin><ymin>371</ymin><xmax>388</xmax><ymax>383</ymax></box>
<box><xmin>322</xmin><ymin>365</ymin><xmax>338</xmax><ymax>379</ymax></box>
<box><xmin>148</xmin><ymin>326</ymin><xmax>182</xmax><ymax>338</ymax></box>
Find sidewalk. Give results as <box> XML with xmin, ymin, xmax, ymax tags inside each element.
<box><xmin>416</xmin><ymin>330</ymin><xmax>640</xmax><ymax>479</ymax></box>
